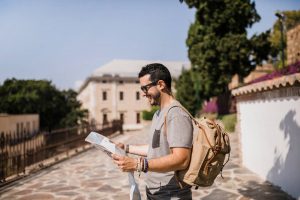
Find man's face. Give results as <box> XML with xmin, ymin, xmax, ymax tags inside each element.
<box><xmin>139</xmin><ymin>74</ymin><xmax>160</xmax><ymax>106</ymax></box>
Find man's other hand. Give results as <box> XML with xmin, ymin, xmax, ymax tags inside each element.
<box><xmin>112</xmin><ymin>154</ymin><xmax>137</xmax><ymax>172</ymax></box>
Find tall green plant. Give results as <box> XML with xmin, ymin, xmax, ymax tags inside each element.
<box><xmin>175</xmin><ymin>68</ymin><xmax>201</xmax><ymax>116</ymax></box>
<box><xmin>181</xmin><ymin>0</ymin><xmax>271</xmax><ymax>98</ymax></box>
<box><xmin>270</xmin><ymin>10</ymin><xmax>300</xmax><ymax>68</ymax></box>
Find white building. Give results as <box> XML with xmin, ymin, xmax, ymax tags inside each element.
<box><xmin>232</xmin><ymin>73</ymin><xmax>300</xmax><ymax>199</ymax></box>
<box><xmin>77</xmin><ymin>59</ymin><xmax>190</xmax><ymax>130</ymax></box>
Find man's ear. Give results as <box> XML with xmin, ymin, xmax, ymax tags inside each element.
<box><xmin>157</xmin><ymin>80</ymin><xmax>166</xmax><ymax>91</ymax></box>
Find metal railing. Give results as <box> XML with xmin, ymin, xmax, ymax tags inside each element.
<box><xmin>0</xmin><ymin>120</ymin><xmax>123</xmax><ymax>184</ymax></box>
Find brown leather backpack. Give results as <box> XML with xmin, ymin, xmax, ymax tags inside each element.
<box><xmin>164</xmin><ymin>106</ymin><xmax>231</xmax><ymax>188</ymax></box>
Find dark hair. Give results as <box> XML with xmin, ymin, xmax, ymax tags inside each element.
<box><xmin>138</xmin><ymin>63</ymin><xmax>172</xmax><ymax>90</ymax></box>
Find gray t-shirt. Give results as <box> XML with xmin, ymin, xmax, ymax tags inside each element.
<box><xmin>145</xmin><ymin>100</ymin><xmax>193</xmax><ymax>191</ymax></box>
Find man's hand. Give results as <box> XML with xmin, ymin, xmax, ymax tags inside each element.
<box><xmin>112</xmin><ymin>154</ymin><xmax>137</xmax><ymax>172</ymax></box>
<box><xmin>109</xmin><ymin>140</ymin><xmax>125</xmax><ymax>150</ymax></box>
<box><xmin>115</xmin><ymin>143</ymin><xmax>125</xmax><ymax>150</ymax></box>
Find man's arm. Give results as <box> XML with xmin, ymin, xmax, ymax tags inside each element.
<box><xmin>128</xmin><ymin>144</ymin><xmax>149</xmax><ymax>157</ymax></box>
<box><xmin>112</xmin><ymin>147</ymin><xmax>191</xmax><ymax>172</ymax></box>
<box><xmin>148</xmin><ymin>147</ymin><xmax>191</xmax><ymax>172</ymax></box>
<box><xmin>116</xmin><ymin>143</ymin><xmax>149</xmax><ymax>157</ymax></box>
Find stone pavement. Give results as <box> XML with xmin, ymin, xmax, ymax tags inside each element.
<box><xmin>0</xmin><ymin>123</ymin><xmax>295</xmax><ymax>200</ymax></box>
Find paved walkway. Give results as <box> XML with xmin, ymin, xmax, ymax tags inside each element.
<box><xmin>0</xmin><ymin>124</ymin><xmax>294</xmax><ymax>200</ymax></box>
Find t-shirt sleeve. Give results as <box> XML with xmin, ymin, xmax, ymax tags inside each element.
<box><xmin>166</xmin><ymin>109</ymin><xmax>193</xmax><ymax>148</ymax></box>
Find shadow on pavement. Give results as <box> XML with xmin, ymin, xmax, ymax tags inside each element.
<box><xmin>238</xmin><ymin>180</ymin><xmax>295</xmax><ymax>200</ymax></box>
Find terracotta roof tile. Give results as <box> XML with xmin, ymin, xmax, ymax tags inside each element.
<box><xmin>232</xmin><ymin>73</ymin><xmax>300</xmax><ymax>96</ymax></box>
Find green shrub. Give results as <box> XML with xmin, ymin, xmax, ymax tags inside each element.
<box><xmin>217</xmin><ymin>114</ymin><xmax>237</xmax><ymax>133</ymax></box>
<box><xmin>142</xmin><ymin>106</ymin><xmax>159</xmax><ymax>121</ymax></box>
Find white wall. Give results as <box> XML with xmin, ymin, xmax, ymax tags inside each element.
<box><xmin>239</xmin><ymin>96</ymin><xmax>300</xmax><ymax>199</ymax></box>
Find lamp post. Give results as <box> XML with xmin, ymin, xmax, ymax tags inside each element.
<box><xmin>275</xmin><ymin>12</ymin><xmax>285</xmax><ymax>68</ymax></box>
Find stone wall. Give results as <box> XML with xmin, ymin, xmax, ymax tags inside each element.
<box><xmin>287</xmin><ymin>24</ymin><xmax>300</xmax><ymax>65</ymax></box>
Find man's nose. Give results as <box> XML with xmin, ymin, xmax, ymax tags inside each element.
<box><xmin>142</xmin><ymin>91</ymin><xmax>149</xmax><ymax>97</ymax></box>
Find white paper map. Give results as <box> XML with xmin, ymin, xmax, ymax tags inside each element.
<box><xmin>85</xmin><ymin>132</ymin><xmax>141</xmax><ymax>200</ymax></box>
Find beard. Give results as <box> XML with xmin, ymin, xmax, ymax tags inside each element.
<box><xmin>147</xmin><ymin>91</ymin><xmax>161</xmax><ymax>106</ymax></box>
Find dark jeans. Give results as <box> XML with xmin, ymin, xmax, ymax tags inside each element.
<box><xmin>146</xmin><ymin>184</ymin><xmax>192</xmax><ymax>200</ymax></box>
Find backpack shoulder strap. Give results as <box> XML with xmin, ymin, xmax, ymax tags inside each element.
<box><xmin>163</xmin><ymin>104</ymin><xmax>199</xmax><ymax>135</ymax></box>
<box><xmin>163</xmin><ymin>104</ymin><xmax>215</xmax><ymax>150</ymax></box>
<box><xmin>162</xmin><ymin>105</ymin><xmax>180</xmax><ymax>134</ymax></box>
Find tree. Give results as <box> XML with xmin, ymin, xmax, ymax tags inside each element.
<box><xmin>59</xmin><ymin>89</ymin><xmax>88</xmax><ymax>128</ymax></box>
<box><xmin>181</xmin><ymin>0</ymin><xmax>271</xmax><ymax>98</ymax></box>
<box><xmin>0</xmin><ymin>79</ymin><xmax>88</xmax><ymax>131</ymax></box>
<box><xmin>175</xmin><ymin>68</ymin><xmax>201</xmax><ymax>116</ymax></box>
<box><xmin>270</xmin><ymin>10</ymin><xmax>300</xmax><ymax>68</ymax></box>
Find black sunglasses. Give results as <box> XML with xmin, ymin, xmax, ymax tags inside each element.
<box><xmin>140</xmin><ymin>80</ymin><xmax>158</xmax><ymax>93</ymax></box>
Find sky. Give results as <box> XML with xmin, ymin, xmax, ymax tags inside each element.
<box><xmin>0</xmin><ymin>0</ymin><xmax>299</xmax><ymax>90</ymax></box>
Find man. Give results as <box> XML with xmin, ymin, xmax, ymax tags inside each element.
<box><xmin>112</xmin><ymin>63</ymin><xmax>193</xmax><ymax>199</ymax></box>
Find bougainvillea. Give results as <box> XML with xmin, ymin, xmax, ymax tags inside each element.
<box><xmin>249</xmin><ymin>61</ymin><xmax>300</xmax><ymax>84</ymax></box>
<box><xmin>202</xmin><ymin>98</ymin><xmax>218</xmax><ymax>114</ymax></box>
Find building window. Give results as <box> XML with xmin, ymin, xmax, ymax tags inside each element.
<box><xmin>136</xmin><ymin>112</ymin><xmax>141</xmax><ymax>124</ymax></box>
<box><xmin>136</xmin><ymin>91</ymin><xmax>140</xmax><ymax>100</ymax></box>
<box><xmin>103</xmin><ymin>114</ymin><xmax>108</xmax><ymax>124</ymax></box>
<box><xmin>120</xmin><ymin>91</ymin><xmax>124</xmax><ymax>100</ymax></box>
<box><xmin>119</xmin><ymin>80</ymin><xmax>124</xmax><ymax>84</ymax></box>
<box><xmin>103</xmin><ymin>91</ymin><xmax>107</xmax><ymax>100</ymax></box>
<box><xmin>120</xmin><ymin>113</ymin><xmax>124</xmax><ymax>123</ymax></box>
